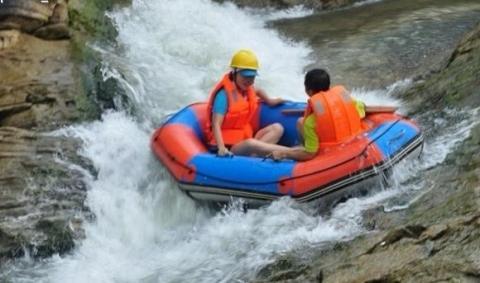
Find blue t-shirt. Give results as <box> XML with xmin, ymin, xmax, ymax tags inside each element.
<box><xmin>212</xmin><ymin>89</ymin><xmax>228</xmax><ymax>115</ymax></box>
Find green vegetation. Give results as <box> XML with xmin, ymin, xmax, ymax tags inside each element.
<box><xmin>67</xmin><ymin>0</ymin><xmax>132</xmax><ymax>121</ymax></box>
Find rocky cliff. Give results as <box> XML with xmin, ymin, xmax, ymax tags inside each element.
<box><xmin>0</xmin><ymin>0</ymin><xmax>127</xmax><ymax>263</ymax></box>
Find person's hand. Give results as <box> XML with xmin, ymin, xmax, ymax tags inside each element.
<box><xmin>217</xmin><ymin>146</ymin><xmax>233</xmax><ymax>157</ymax></box>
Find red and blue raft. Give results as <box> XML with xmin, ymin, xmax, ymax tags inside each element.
<box><xmin>151</xmin><ymin>101</ymin><xmax>424</xmax><ymax>206</ymax></box>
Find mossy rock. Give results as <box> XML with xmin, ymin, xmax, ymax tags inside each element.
<box><xmin>68</xmin><ymin>0</ymin><xmax>131</xmax><ymax>40</ymax></box>
<box><xmin>67</xmin><ymin>0</ymin><xmax>133</xmax><ymax>119</ymax></box>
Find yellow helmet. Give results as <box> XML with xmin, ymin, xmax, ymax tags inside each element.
<box><xmin>230</xmin><ymin>49</ymin><xmax>259</xmax><ymax>70</ymax></box>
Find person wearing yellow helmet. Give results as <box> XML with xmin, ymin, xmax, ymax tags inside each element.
<box><xmin>205</xmin><ymin>49</ymin><xmax>288</xmax><ymax>157</ymax></box>
<box><xmin>229</xmin><ymin>49</ymin><xmax>260</xmax><ymax>70</ymax></box>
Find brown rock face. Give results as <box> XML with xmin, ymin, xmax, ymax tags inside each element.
<box><xmin>0</xmin><ymin>33</ymin><xmax>82</xmax><ymax>129</ymax></box>
<box><xmin>0</xmin><ymin>0</ymin><xmax>69</xmax><ymax>40</ymax></box>
<box><xmin>0</xmin><ymin>0</ymin><xmax>101</xmax><ymax>262</ymax></box>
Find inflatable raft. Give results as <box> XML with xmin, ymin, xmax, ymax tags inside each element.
<box><xmin>151</xmin><ymin>101</ymin><xmax>423</xmax><ymax>206</ymax></box>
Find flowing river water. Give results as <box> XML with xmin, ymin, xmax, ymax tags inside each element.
<box><xmin>2</xmin><ymin>0</ymin><xmax>480</xmax><ymax>282</ymax></box>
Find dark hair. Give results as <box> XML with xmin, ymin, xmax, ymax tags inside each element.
<box><xmin>304</xmin><ymin>69</ymin><xmax>330</xmax><ymax>93</ymax></box>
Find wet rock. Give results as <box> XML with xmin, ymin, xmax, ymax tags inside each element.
<box><xmin>213</xmin><ymin>0</ymin><xmax>362</xmax><ymax>10</ymax></box>
<box><xmin>259</xmin><ymin>209</ymin><xmax>480</xmax><ymax>282</ymax></box>
<box><xmin>32</xmin><ymin>219</ymin><xmax>74</xmax><ymax>258</ymax></box>
<box><xmin>417</xmin><ymin>224</ymin><xmax>449</xmax><ymax>242</ymax></box>
<box><xmin>404</xmin><ymin>23</ymin><xmax>480</xmax><ymax>112</ymax></box>
<box><xmin>0</xmin><ymin>127</ymin><xmax>93</xmax><ymax>262</ymax></box>
<box><xmin>255</xmin><ymin>255</ymin><xmax>310</xmax><ymax>282</ymax></box>
<box><xmin>67</xmin><ymin>0</ymin><xmax>133</xmax><ymax>113</ymax></box>
<box><xmin>366</xmin><ymin>225</ymin><xmax>426</xmax><ymax>254</ymax></box>
<box><xmin>471</xmin><ymin>124</ymin><xmax>480</xmax><ymax>145</ymax></box>
<box><xmin>362</xmin><ymin>206</ymin><xmax>406</xmax><ymax>231</ymax></box>
<box><xmin>68</xmin><ymin>0</ymin><xmax>130</xmax><ymax>40</ymax></box>
<box><xmin>0</xmin><ymin>0</ymin><xmax>129</xmax><ymax>265</ymax></box>
<box><xmin>0</xmin><ymin>229</ymin><xmax>25</xmax><ymax>260</ymax></box>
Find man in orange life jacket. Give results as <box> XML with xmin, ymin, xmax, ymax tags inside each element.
<box><xmin>205</xmin><ymin>49</ymin><xmax>290</xmax><ymax>157</ymax></box>
<box><xmin>272</xmin><ymin>68</ymin><xmax>367</xmax><ymax>161</ymax></box>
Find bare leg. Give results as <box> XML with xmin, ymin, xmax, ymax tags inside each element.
<box><xmin>254</xmin><ymin>123</ymin><xmax>284</xmax><ymax>144</ymax></box>
<box><xmin>231</xmin><ymin>138</ymin><xmax>290</xmax><ymax>157</ymax></box>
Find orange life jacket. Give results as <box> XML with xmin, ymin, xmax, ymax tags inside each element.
<box><xmin>206</xmin><ymin>72</ymin><xmax>258</xmax><ymax>146</ymax></box>
<box><xmin>304</xmin><ymin>85</ymin><xmax>362</xmax><ymax>148</ymax></box>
